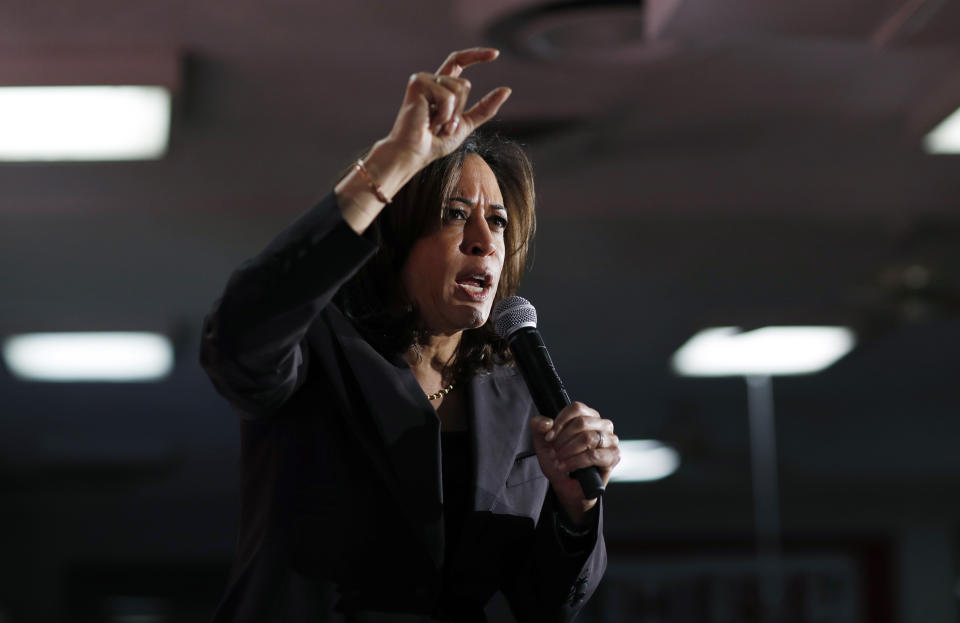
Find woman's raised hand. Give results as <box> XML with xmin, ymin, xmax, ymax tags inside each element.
<box><xmin>335</xmin><ymin>49</ymin><xmax>511</xmax><ymax>235</ymax></box>
<box><xmin>386</xmin><ymin>48</ymin><xmax>512</xmax><ymax>168</ymax></box>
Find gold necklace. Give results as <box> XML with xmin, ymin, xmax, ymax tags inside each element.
<box><xmin>427</xmin><ymin>381</ymin><xmax>455</xmax><ymax>401</ymax></box>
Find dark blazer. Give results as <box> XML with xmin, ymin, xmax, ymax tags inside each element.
<box><xmin>200</xmin><ymin>192</ymin><xmax>606</xmax><ymax>622</ymax></box>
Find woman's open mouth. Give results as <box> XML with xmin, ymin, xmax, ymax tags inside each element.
<box><xmin>454</xmin><ymin>271</ymin><xmax>493</xmax><ymax>302</ymax></box>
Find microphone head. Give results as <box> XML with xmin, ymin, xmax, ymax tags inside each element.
<box><xmin>493</xmin><ymin>296</ymin><xmax>538</xmax><ymax>339</ymax></box>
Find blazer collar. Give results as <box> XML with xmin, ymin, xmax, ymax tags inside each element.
<box><xmin>467</xmin><ymin>368</ymin><xmax>535</xmax><ymax>512</ymax></box>
<box><xmin>323</xmin><ymin>308</ymin><xmax>535</xmax><ymax>563</ymax></box>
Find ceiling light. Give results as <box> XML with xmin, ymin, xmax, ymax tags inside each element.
<box><xmin>0</xmin><ymin>86</ymin><xmax>170</xmax><ymax>161</ymax></box>
<box><xmin>923</xmin><ymin>106</ymin><xmax>960</xmax><ymax>154</ymax></box>
<box><xmin>484</xmin><ymin>0</ymin><xmax>676</xmax><ymax>64</ymax></box>
<box><xmin>2</xmin><ymin>332</ymin><xmax>173</xmax><ymax>382</ymax></box>
<box><xmin>609</xmin><ymin>440</ymin><xmax>680</xmax><ymax>482</ymax></box>
<box><xmin>671</xmin><ymin>326</ymin><xmax>855</xmax><ymax>377</ymax></box>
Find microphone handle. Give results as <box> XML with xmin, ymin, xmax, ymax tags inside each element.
<box><xmin>508</xmin><ymin>328</ymin><xmax>605</xmax><ymax>500</ymax></box>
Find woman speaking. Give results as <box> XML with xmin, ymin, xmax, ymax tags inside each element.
<box><xmin>200</xmin><ymin>48</ymin><xmax>621</xmax><ymax>622</ymax></box>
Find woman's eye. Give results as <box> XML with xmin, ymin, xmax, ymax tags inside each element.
<box><xmin>489</xmin><ymin>215</ymin><xmax>508</xmax><ymax>230</ymax></box>
<box><xmin>445</xmin><ymin>208</ymin><xmax>467</xmax><ymax>221</ymax></box>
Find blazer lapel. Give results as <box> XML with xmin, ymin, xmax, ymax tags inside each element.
<box><xmin>468</xmin><ymin>368</ymin><xmax>535</xmax><ymax>512</ymax></box>
<box><xmin>323</xmin><ymin>309</ymin><xmax>444</xmax><ymax>568</ymax></box>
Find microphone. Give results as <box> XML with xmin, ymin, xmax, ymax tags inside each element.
<box><xmin>492</xmin><ymin>296</ymin><xmax>604</xmax><ymax>500</ymax></box>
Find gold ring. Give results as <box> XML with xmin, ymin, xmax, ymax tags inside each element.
<box><xmin>596</xmin><ymin>431</ymin><xmax>604</xmax><ymax>449</ymax></box>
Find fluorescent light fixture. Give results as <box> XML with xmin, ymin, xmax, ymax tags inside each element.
<box><xmin>671</xmin><ymin>326</ymin><xmax>855</xmax><ymax>377</ymax></box>
<box><xmin>923</xmin><ymin>105</ymin><xmax>960</xmax><ymax>154</ymax></box>
<box><xmin>2</xmin><ymin>332</ymin><xmax>173</xmax><ymax>382</ymax></box>
<box><xmin>609</xmin><ymin>440</ymin><xmax>680</xmax><ymax>482</ymax></box>
<box><xmin>0</xmin><ymin>86</ymin><xmax>170</xmax><ymax>161</ymax></box>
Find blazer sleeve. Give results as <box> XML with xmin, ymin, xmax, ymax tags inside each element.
<box><xmin>199</xmin><ymin>192</ymin><xmax>378</xmax><ymax>418</ymax></box>
<box><xmin>501</xmin><ymin>487</ymin><xmax>608</xmax><ymax>622</ymax></box>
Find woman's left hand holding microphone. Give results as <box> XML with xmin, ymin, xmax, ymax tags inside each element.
<box><xmin>531</xmin><ymin>403</ymin><xmax>621</xmax><ymax>527</ymax></box>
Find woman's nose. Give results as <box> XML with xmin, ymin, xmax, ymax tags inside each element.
<box><xmin>461</xmin><ymin>217</ymin><xmax>496</xmax><ymax>256</ymax></box>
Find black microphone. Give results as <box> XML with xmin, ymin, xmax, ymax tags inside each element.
<box><xmin>492</xmin><ymin>296</ymin><xmax>604</xmax><ymax>500</ymax></box>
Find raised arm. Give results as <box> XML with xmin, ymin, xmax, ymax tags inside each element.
<box><xmin>200</xmin><ymin>49</ymin><xmax>512</xmax><ymax>418</ymax></box>
<box><xmin>336</xmin><ymin>48</ymin><xmax>512</xmax><ymax>233</ymax></box>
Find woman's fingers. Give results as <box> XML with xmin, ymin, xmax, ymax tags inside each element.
<box><xmin>387</xmin><ymin>49</ymin><xmax>510</xmax><ymax>166</ymax></box>
<box><xmin>556</xmin><ymin>447</ymin><xmax>622</xmax><ymax>474</ymax></box>
<box><xmin>547</xmin><ymin>401</ymin><xmax>601</xmax><ymax>442</ymax></box>
<box><xmin>460</xmin><ymin>86</ymin><xmax>512</xmax><ymax>133</ymax></box>
<box><xmin>531</xmin><ymin>408</ymin><xmax>621</xmax><ymax>491</ymax></box>
<box><xmin>435</xmin><ymin>47</ymin><xmax>500</xmax><ymax>77</ymax></box>
<box><xmin>553</xmin><ymin>420</ymin><xmax>615</xmax><ymax>460</ymax></box>
<box><xmin>541</xmin><ymin>401</ymin><xmax>620</xmax><ymax>469</ymax></box>
<box><xmin>433</xmin><ymin>48</ymin><xmax>508</xmax><ymax>136</ymax></box>
<box><xmin>407</xmin><ymin>72</ymin><xmax>472</xmax><ymax>135</ymax></box>
<box><xmin>434</xmin><ymin>75</ymin><xmax>471</xmax><ymax>135</ymax></box>
<box><xmin>555</xmin><ymin>431</ymin><xmax>619</xmax><ymax>464</ymax></box>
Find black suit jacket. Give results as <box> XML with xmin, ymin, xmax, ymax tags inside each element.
<box><xmin>200</xmin><ymin>193</ymin><xmax>606</xmax><ymax>622</ymax></box>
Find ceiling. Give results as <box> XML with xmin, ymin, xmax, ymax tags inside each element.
<box><xmin>1</xmin><ymin>0</ymin><xmax>960</xmax><ymax>602</ymax></box>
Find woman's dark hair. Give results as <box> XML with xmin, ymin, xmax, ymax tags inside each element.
<box><xmin>335</xmin><ymin>131</ymin><xmax>536</xmax><ymax>382</ymax></box>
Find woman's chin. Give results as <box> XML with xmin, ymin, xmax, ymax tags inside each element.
<box><xmin>449</xmin><ymin>305</ymin><xmax>490</xmax><ymax>332</ymax></box>
<box><xmin>423</xmin><ymin>302</ymin><xmax>492</xmax><ymax>335</ymax></box>
<box><xmin>450</xmin><ymin>308</ymin><xmax>485</xmax><ymax>332</ymax></box>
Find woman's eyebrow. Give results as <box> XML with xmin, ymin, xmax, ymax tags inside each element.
<box><xmin>450</xmin><ymin>196</ymin><xmax>506</xmax><ymax>212</ymax></box>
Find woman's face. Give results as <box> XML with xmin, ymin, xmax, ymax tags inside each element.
<box><xmin>402</xmin><ymin>153</ymin><xmax>507</xmax><ymax>336</ymax></box>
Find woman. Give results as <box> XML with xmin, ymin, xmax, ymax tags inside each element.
<box><xmin>201</xmin><ymin>48</ymin><xmax>621</xmax><ymax>622</ymax></box>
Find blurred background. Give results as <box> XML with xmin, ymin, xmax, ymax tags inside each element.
<box><xmin>1</xmin><ymin>0</ymin><xmax>960</xmax><ymax>621</ymax></box>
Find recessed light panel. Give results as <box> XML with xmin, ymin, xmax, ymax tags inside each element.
<box><xmin>3</xmin><ymin>332</ymin><xmax>173</xmax><ymax>381</ymax></box>
<box><xmin>0</xmin><ymin>86</ymin><xmax>170</xmax><ymax>161</ymax></box>
<box><xmin>924</xmin><ymin>106</ymin><xmax>960</xmax><ymax>154</ymax></box>
<box><xmin>672</xmin><ymin>326</ymin><xmax>855</xmax><ymax>377</ymax></box>
<box><xmin>609</xmin><ymin>440</ymin><xmax>680</xmax><ymax>483</ymax></box>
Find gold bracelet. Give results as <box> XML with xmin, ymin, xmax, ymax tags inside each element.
<box><xmin>353</xmin><ymin>159</ymin><xmax>391</xmax><ymax>204</ymax></box>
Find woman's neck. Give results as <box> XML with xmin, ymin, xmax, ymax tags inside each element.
<box><xmin>404</xmin><ymin>331</ymin><xmax>462</xmax><ymax>389</ymax></box>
